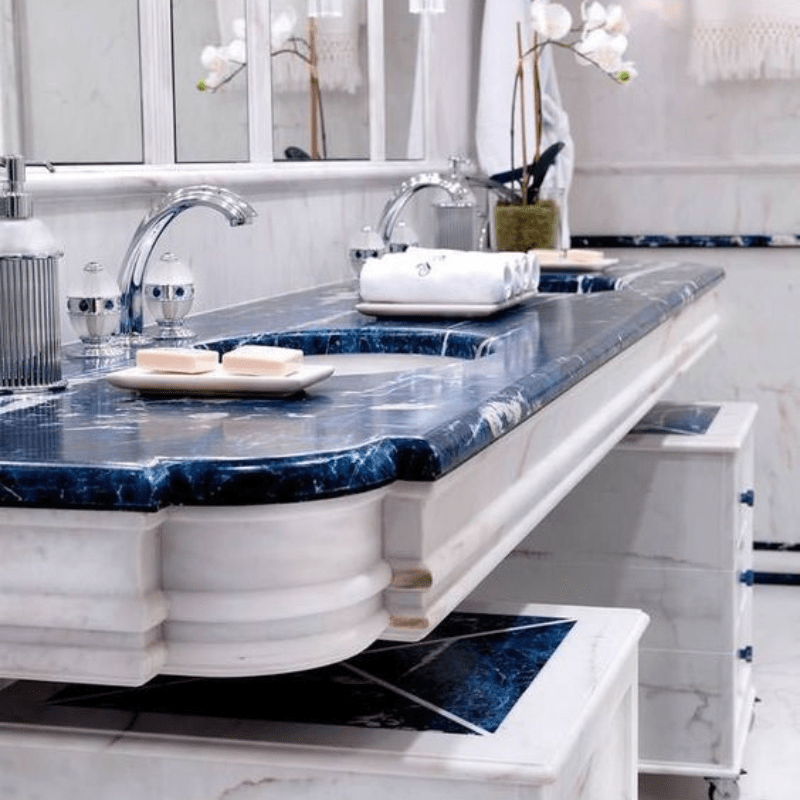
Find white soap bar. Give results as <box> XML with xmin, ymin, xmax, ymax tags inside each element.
<box><xmin>136</xmin><ymin>348</ymin><xmax>219</xmax><ymax>374</ymax></box>
<box><xmin>221</xmin><ymin>345</ymin><xmax>304</xmax><ymax>376</ymax></box>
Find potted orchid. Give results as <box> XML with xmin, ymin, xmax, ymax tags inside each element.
<box><xmin>494</xmin><ymin>0</ymin><xmax>636</xmax><ymax>252</ymax></box>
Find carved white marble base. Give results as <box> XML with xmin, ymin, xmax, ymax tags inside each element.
<box><xmin>0</xmin><ymin>293</ymin><xmax>716</xmax><ymax>684</ymax></box>
<box><xmin>0</xmin><ymin>494</ymin><xmax>392</xmax><ymax>684</ymax></box>
<box><xmin>383</xmin><ymin>292</ymin><xmax>718</xmax><ymax>639</ymax></box>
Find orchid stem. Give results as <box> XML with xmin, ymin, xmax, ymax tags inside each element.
<box><xmin>515</xmin><ymin>22</ymin><xmax>529</xmax><ymax>204</ymax></box>
<box><xmin>532</xmin><ymin>32</ymin><xmax>542</xmax><ymax>166</ymax></box>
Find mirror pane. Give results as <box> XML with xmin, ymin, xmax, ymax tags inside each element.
<box><xmin>172</xmin><ymin>0</ymin><xmax>249</xmax><ymax>163</ymax></box>
<box><xmin>14</xmin><ymin>0</ymin><xmax>143</xmax><ymax>164</ymax></box>
<box><xmin>271</xmin><ymin>0</ymin><xmax>369</xmax><ymax>161</ymax></box>
<box><xmin>384</xmin><ymin>1</ymin><xmax>423</xmax><ymax>160</ymax></box>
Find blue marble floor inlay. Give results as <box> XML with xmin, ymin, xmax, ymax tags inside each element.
<box><xmin>630</xmin><ymin>402</ymin><xmax>720</xmax><ymax>436</ymax></box>
<box><xmin>0</xmin><ymin>613</ymin><xmax>576</xmax><ymax>738</ymax></box>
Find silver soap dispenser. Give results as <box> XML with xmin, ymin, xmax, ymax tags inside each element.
<box><xmin>0</xmin><ymin>155</ymin><xmax>64</xmax><ymax>392</ymax></box>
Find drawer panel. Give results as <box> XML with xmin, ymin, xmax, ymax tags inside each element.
<box><xmin>639</xmin><ymin>648</ymin><xmax>752</xmax><ymax>771</ymax></box>
<box><xmin>522</xmin><ymin>403</ymin><xmax>758</xmax><ymax>573</ymax></box>
<box><xmin>474</xmin><ymin>556</ymin><xmax>743</xmax><ymax>651</ymax></box>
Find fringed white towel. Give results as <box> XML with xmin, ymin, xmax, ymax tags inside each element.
<box><xmin>691</xmin><ymin>0</ymin><xmax>800</xmax><ymax>82</ymax></box>
<box><xmin>271</xmin><ymin>0</ymin><xmax>363</xmax><ymax>94</ymax></box>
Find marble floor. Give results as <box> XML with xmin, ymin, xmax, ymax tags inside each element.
<box><xmin>640</xmin><ymin>583</ymin><xmax>800</xmax><ymax>800</ymax></box>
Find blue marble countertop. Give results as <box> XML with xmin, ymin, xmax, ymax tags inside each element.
<box><xmin>0</xmin><ymin>260</ymin><xmax>723</xmax><ymax>511</ymax></box>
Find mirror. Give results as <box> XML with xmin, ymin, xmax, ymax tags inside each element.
<box><xmin>8</xmin><ymin>0</ymin><xmax>143</xmax><ymax>163</ymax></box>
<box><xmin>270</xmin><ymin>0</ymin><xmax>369</xmax><ymax>161</ymax></box>
<box><xmin>1</xmin><ymin>0</ymin><xmax>428</xmax><ymax>165</ymax></box>
<box><xmin>384</xmin><ymin>1</ymin><xmax>423</xmax><ymax>160</ymax></box>
<box><xmin>172</xmin><ymin>0</ymin><xmax>249</xmax><ymax>163</ymax></box>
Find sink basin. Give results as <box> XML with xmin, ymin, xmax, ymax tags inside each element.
<box><xmin>302</xmin><ymin>352</ymin><xmax>466</xmax><ymax>375</ymax></box>
<box><xmin>206</xmin><ymin>327</ymin><xmax>493</xmax><ymax>375</ymax></box>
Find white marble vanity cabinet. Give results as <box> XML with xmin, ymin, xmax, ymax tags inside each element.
<box><xmin>473</xmin><ymin>402</ymin><xmax>757</xmax><ymax>782</ymax></box>
<box><xmin>0</xmin><ymin>262</ymin><xmax>722</xmax><ymax>683</ymax></box>
<box><xmin>0</xmin><ymin>601</ymin><xmax>648</xmax><ymax>800</ymax></box>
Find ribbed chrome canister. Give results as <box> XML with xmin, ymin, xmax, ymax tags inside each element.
<box><xmin>0</xmin><ymin>253</ymin><xmax>64</xmax><ymax>392</ymax></box>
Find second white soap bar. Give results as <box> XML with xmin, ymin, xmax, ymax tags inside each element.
<box><xmin>136</xmin><ymin>348</ymin><xmax>219</xmax><ymax>374</ymax></box>
<box><xmin>222</xmin><ymin>345</ymin><xmax>304</xmax><ymax>376</ymax></box>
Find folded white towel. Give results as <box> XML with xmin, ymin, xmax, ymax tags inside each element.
<box><xmin>359</xmin><ymin>249</ymin><xmax>516</xmax><ymax>305</ymax></box>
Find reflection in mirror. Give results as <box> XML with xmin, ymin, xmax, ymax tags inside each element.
<box><xmin>12</xmin><ymin>0</ymin><xmax>143</xmax><ymax>163</ymax></box>
<box><xmin>384</xmin><ymin>1</ymin><xmax>423</xmax><ymax>160</ymax></box>
<box><xmin>270</xmin><ymin>0</ymin><xmax>369</xmax><ymax>161</ymax></box>
<box><xmin>172</xmin><ymin>0</ymin><xmax>249</xmax><ymax>163</ymax></box>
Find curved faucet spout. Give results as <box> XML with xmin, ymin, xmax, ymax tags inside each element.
<box><xmin>118</xmin><ymin>185</ymin><xmax>256</xmax><ymax>336</ymax></box>
<box><xmin>376</xmin><ymin>172</ymin><xmax>475</xmax><ymax>246</ymax></box>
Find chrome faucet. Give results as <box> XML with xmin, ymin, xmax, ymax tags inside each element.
<box><xmin>363</xmin><ymin>157</ymin><xmax>520</xmax><ymax>264</ymax></box>
<box><xmin>375</xmin><ymin>170</ymin><xmax>476</xmax><ymax>247</ymax></box>
<box><xmin>118</xmin><ymin>185</ymin><xmax>256</xmax><ymax>337</ymax></box>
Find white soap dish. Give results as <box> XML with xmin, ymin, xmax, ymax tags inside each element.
<box><xmin>106</xmin><ymin>364</ymin><xmax>334</xmax><ymax>397</ymax></box>
<box><xmin>356</xmin><ymin>289</ymin><xmax>539</xmax><ymax>319</ymax></box>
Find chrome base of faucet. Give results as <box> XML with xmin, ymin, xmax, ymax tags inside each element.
<box><xmin>151</xmin><ymin>321</ymin><xmax>197</xmax><ymax>342</ymax></box>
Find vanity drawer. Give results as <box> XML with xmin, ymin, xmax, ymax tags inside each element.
<box><xmin>639</xmin><ymin>647</ymin><xmax>755</xmax><ymax>772</ymax></box>
<box><xmin>475</xmin><ymin>556</ymin><xmax>745</xmax><ymax>652</ymax></box>
<box><xmin>521</xmin><ymin>403</ymin><xmax>757</xmax><ymax>573</ymax></box>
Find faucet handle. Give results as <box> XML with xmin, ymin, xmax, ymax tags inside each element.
<box><xmin>348</xmin><ymin>225</ymin><xmax>386</xmax><ymax>276</ymax></box>
<box><xmin>447</xmin><ymin>155</ymin><xmax>474</xmax><ymax>178</ymax></box>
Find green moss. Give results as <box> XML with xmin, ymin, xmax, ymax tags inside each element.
<box><xmin>495</xmin><ymin>200</ymin><xmax>559</xmax><ymax>251</ymax></box>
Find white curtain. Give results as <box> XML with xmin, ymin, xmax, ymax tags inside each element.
<box><xmin>690</xmin><ymin>0</ymin><xmax>800</xmax><ymax>82</ymax></box>
<box><xmin>475</xmin><ymin>0</ymin><xmax>574</xmax><ymax>246</ymax></box>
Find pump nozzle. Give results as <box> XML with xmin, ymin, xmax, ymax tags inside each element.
<box><xmin>0</xmin><ymin>155</ymin><xmax>55</xmax><ymax>219</ymax></box>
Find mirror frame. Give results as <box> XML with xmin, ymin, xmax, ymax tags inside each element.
<box><xmin>0</xmin><ymin>0</ymin><xmax>439</xmax><ymax>198</ymax></box>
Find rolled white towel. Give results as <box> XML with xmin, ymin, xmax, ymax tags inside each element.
<box><xmin>411</xmin><ymin>247</ymin><xmax>540</xmax><ymax>294</ymax></box>
<box><xmin>524</xmin><ymin>251</ymin><xmax>541</xmax><ymax>291</ymax></box>
<box><xmin>359</xmin><ymin>249</ymin><xmax>515</xmax><ymax>305</ymax></box>
<box><xmin>512</xmin><ymin>254</ymin><xmax>526</xmax><ymax>295</ymax></box>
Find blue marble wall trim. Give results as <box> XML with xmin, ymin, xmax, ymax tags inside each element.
<box><xmin>573</xmin><ymin>234</ymin><xmax>800</xmax><ymax>249</ymax></box>
<box><xmin>629</xmin><ymin>402</ymin><xmax>720</xmax><ymax>435</ymax></box>
<box><xmin>0</xmin><ymin>261</ymin><xmax>724</xmax><ymax>510</ymax></box>
<box><xmin>753</xmin><ymin>572</ymin><xmax>800</xmax><ymax>585</ymax></box>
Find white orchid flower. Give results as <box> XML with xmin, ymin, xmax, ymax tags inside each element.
<box><xmin>198</xmin><ymin>43</ymin><xmax>242</xmax><ymax>92</ymax></box>
<box><xmin>581</xmin><ymin>1</ymin><xmax>608</xmax><ymax>31</ymax></box>
<box><xmin>232</xmin><ymin>17</ymin><xmax>246</xmax><ymax>41</ymax></box>
<box><xmin>226</xmin><ymin>38</ymin><xmax>246</xmax><ymax>65</ymax></box>
<box><xmin>605</xmin><ymin>5</ymin><xmax>631</xmax><ymax>36</ymax></box>
<box><xmin>271</xmin><ymin>8</ymin><xmax>297</xmax><ymax>50</ymax></box>
<box><xmin>575</xmin><ymin>28</ymin><xmax>628</xmax><ymax>73</ymax></box>
<box><xmin>200</xmin><ymin>45</ymin><xmax>227</xmax><ymax>73</ymax></box>
<box><xmin>530</xmin><ymin>1</ymin><xmax>573</xmax><ymax>41</ymax></box>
